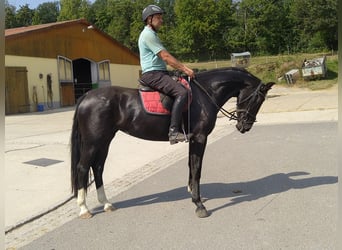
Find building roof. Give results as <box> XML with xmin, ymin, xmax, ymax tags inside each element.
<box><xmin>5</xmin><ymin>20</ymin><xmax>78</xmax><ymax>37</ymax></box>
<box><xmin>5</xmin><ymin>19</ymin><xmax>139</xmax><ymax>64</ymax></box>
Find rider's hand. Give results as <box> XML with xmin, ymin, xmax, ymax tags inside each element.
<box><xmin>184</xmin><ymin>67</ymin><xmax>195</xmax><ymax>79</ymax></box>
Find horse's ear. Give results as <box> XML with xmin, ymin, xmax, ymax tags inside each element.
<box><xmin>261</xmin><ymin>82</ymin><xmax>275</xmax><ymax>92</ymax></box>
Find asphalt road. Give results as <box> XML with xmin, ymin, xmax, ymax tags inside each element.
<box><xmin>20</xmin><ymin>121</ymin><xmax>338</xmax><ymax>250</ymax></box>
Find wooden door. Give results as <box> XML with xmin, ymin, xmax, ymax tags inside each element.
<box><xmin>5</xmin><ymin>67</ymin><xmax>30</xmax><ymax>114</ymax></box>
<box><xmin>60</xmin><ymin>82</ymin><xmax>75</xmax><ymax>106</ymax></box>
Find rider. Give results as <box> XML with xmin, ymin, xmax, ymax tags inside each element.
<box><xmin>138</xmin><ymin>4</ymin><xmax>194</xmax><ymax>145</ymax></box>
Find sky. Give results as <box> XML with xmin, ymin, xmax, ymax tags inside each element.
<box><xmin>8</xmin><ymin>0</ymin><xmax>54</xmax><ymax>9</ymax></box>
<box><xmin>8</xmin><ymin>0</ymin><xmax>94</xmax><ymax>9</ymax></box>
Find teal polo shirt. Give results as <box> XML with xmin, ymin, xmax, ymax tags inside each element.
<box><xmin>138</xmin><ymin>26</ymin><xmax>167</xmax><ymax>74</ymax></box>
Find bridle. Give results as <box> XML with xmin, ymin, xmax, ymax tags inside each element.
<box><xmin>192</xmin><ymin>78</ymin><xmax>265</xmax><ymax>123</ymax></box>
<box><xmin>235</xmin><ymin>83</ymin><xmax>266</xmax><ymax>124</ymax></box>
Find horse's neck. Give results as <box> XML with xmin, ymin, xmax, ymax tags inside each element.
<box><xmin>195</xmin><ymin>70</ymin><xmax>252</xmax><ymax>107</ymax></box>
<box><xmin>211</xmin><ymin>80</ymin><xmax>243</xmax><ymax>107</ymax></box>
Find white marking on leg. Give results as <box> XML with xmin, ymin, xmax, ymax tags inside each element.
<box><xmin>97</xmin><ymin>185</ymin><xmax>115</xmax><ymax>212</ymax></box>
<box><xmin>97</xmin><ymin>185</ymin><xmax>109</xmax><ymax>204</ymax></box>
<box><xmin>77</xmin><ymin>188</ymin><xmax>90</xmax><ymax>216</ymax></box>
<box><xmin>187</xmin><ymin>185</ymin><xmax>192</xmax><ymax>193</ymax></box>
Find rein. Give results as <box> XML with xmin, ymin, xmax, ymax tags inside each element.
<box><xmin>191</xmin><ymin>78</ymin><xmax>238</xmax><ymax>120</ymax></box>
<box><xmin>191</xmin><ymin>78</ymin><xmax>265</xmax><ymax>123</ymax></box>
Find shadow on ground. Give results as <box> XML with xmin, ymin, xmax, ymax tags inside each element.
<box><xmin>92</xmin><ymin>171</ymin><xmax>337</xmax><ymax>216</ymax></box>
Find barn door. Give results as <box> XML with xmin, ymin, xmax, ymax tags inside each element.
<box><xmin>58</xmin><ymin>56</ymin><xmax>75</xmax><ymax>106</ymax></box>
<box><xmin>5</xmin><ymin>67</ymin><xmax>30</xmax><ymax>114</ymax></box>
<box><xmin>97</xmin><ymin>60</ymin><xmax>111</xmax><ymax>87</ymax></box>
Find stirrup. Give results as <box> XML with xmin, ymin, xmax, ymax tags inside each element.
<box><xmin>169</xmin><ymin>132</ymin><xmax>187</xmax><ymax>145</ymax></box>
<box><xmin>169</xmin><ymin>131</ymin><xmax>192</xmax><ymax>145</ymax></box>
<box><xmin>181</xmin><ymin>123</ymin><xmax>192</xmax><ymax>143</ymax></box>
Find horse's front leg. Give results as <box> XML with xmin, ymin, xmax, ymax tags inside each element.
<box><xmin>188</xmin><ymin>138</ymin><xmax>209</xmax><ymax>218</ymax></box>
<box><xmin>93</xmin><ymin>173</ymin><xmax>116</xmax><ymax>213</ymax></box>
<box><xmin>96</xmin><ymin>186</ymin><xmax>115</xmax><ymax>212</ymax></box>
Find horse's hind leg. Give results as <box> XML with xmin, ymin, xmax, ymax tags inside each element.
<box><xmin>76</xmin><ymin>157</ymin><xmax>93</xmax><ymax>219</ymax></box>
<box><xmin>92</xmin><ymin>144</ymin><xmax>116</xmax><ymax>213</ymax></box>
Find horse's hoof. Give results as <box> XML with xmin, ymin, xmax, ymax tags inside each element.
<box><xmin>79</xmin><ymin>211</ymin><xmax>93</xmax><ymax>219</ymax></box>
<box><xmin>104</xmin><ymin>204</ymin><xmax>116</xmax><ymax>212</ymax></box>
<box><xmin>196</xmin><ymin>207</ymin><xmax>209</xmax><ymax>218</ymax></box>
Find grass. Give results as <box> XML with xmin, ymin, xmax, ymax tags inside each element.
<box><xmin>186</xmin><ymin>52</ymin><xmax>338</xmax><ymax>90</ymax></box>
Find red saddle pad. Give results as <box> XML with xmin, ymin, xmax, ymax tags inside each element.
<box><xmin>139</xmin><ymin>77</ymin><xmax>191</xmax><ymax>115</ymax></box>
<box><xmin>139</xmin><ymin>91</ymin><xmax>171</xmax><ymax>115</ymax></box>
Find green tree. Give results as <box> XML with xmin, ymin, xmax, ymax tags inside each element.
<box><xmin>88</xmin><ymin>0</ymin><xmax>110</xmax><ymax>30</ymax></box>
<box><xmin>6</xmin><ymin>0</ymin><xmax>337</xmax><ymax>60</ymax></box>
<box><xmin>5</xmin><ymin>1</ymin><xmax>17</xmax><ymax>28</ymax></box>
<box><xmin>289</xmin><ymin>0</ymin><xmax>337</xmax><ymax>52</ymax></box>
<box><xmin>32</xmin><ymin>2</ymin><xmax>60</xmax><ymax>24</ymax></box>
<box><xmin>237</xmin><ymin>0</ymin><xmax>290</xmax><ymax>54</ymax></box>
<box><xmin>211</xmin><ymin>0</ymin><xmax>235</xmax><ymax>58</ymax></box>
<box><xmin>101</xmin><ymin>0</ymin><xmax>150</xmax><ymax>52</ymax></box>
<box><xmin>15</xmin><ymin>4</ymin><xmax>35</xmax><ymax>27</ymax></box>
<box><xmin>106</xmin><ymin>0</ymin><xmax>132</xmax><ymax>47</ymax></box>
<box><xmin>173</xmin><ymin>0</ymin><xmax>234</xmax><ymax>60</ymax></box>
<box><xmin>222</xmin><ymin>1</ymin><xmax>251</xmax><ymax>53</ymax></box>
<box><xmin>58</xmin><ymin>0</ymin><xmax>91</xmax><ymax>21</ymax></box>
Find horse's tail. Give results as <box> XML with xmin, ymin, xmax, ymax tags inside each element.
<box><xmin>70</xmin><ymin>94</ymin><xmax>87</xmax><ymax>198</ymax></box>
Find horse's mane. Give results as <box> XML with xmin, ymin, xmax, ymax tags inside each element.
<box><xmin>195</xmin><ymin>67</ymin><xmax>261</xmax><ymax>84</ymax></box>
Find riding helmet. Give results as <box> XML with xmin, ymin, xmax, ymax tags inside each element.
<box><xmin>142</xmin><ymin>5</ymin><xmax>165</xmax><ymax>22</ymax></box>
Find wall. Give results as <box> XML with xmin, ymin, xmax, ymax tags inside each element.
<box><xmin>110</xmin><ymin>64</ymin><xmax>141</xmax><ymax>89</ymax></box>
<box><xmin>6</xmin><ymin>55</ymin><xmax>142</xmax><ymax>112</ymax></box>
<box><xmin>5</xmin><ymin>55</ymin><xmax>60</xmax><ymax>111</ymax></box>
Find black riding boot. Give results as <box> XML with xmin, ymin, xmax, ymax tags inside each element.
<box><xmin>169</xmin><ymin>95</ymin><xmax>189</xmax><ymax>145</ymax></box>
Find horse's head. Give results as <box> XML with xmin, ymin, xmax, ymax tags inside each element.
<box><xmin>235</xmin><ymin>81</ymin><xmax>275</xmax><ymax>133</ymax></box>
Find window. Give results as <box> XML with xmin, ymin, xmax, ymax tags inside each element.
<box><xmin>98</xmin><ymin>60</ymin><xmax>110</xmax><ymax>81</ymax></box>
<box><xmin>58</xmin><ymin>56</ymin><xmax>73</xmax><ymax>82</ymax></box>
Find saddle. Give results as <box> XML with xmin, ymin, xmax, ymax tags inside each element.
<box><xmin>138</xmin><ymin>77</ymin><xmax>192</xmax><ymax>115</ymax></box>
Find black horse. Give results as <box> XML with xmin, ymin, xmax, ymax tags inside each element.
<box><xmin>71</xmin><ymin>67</ymin><xmax>275</xmax><ymax>218</ymax></box>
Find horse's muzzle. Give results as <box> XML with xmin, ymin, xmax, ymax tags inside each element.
<box><xmin>236</xmin><ymin>121</ymin><xmax>253</xmax><ymax>134</ymax></box>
